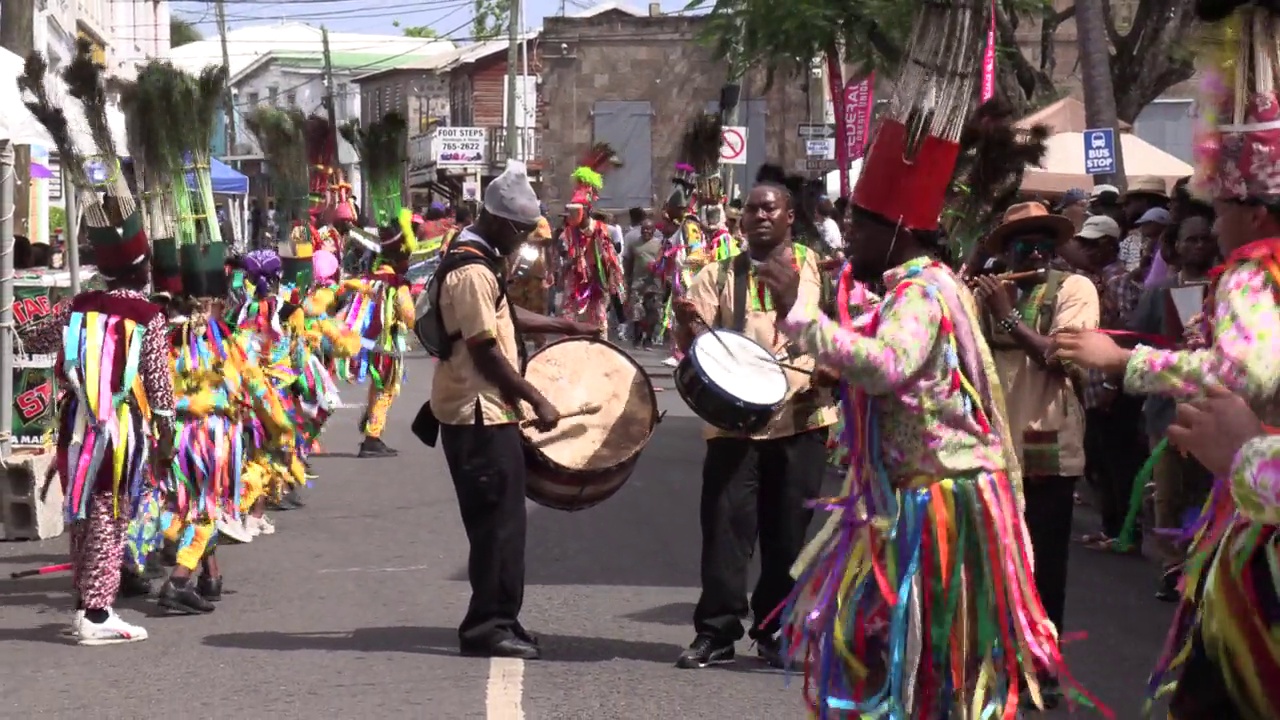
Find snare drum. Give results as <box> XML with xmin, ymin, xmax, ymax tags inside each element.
<box><xmin>520</xmin><ymin>337</ymin><xmax>659</xmax><ymax>511</ymax></box>
<box><xmin>674</xmin><ymin>330</ymin><xmax>788</xmax><ymax>434</ymax></box>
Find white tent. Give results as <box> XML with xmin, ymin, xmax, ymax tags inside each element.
<box><xmin>0</xmin><ymin>47</ymin><xmax>128</xmax><ymax>152</ymax></box>
<box><xmin>825</xmin><ymin>158</ymin><xmax>865</xmax><ymax>196</ymax></box>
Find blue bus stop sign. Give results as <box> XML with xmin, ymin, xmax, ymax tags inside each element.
<box><xmin>1084</xmin><ymin>128</ymin><xmax>1116</xmax><ymax>175</ymax></box>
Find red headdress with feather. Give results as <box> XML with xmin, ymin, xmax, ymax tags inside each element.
<box><xmin>567</xmin><ymin>143</ymin><xmax>622</xmax><ymax>224</ymax></box>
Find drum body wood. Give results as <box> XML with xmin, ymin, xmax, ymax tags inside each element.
<box><xmin>519</xmin><ymin>337</ymin><xmax>658</xmax><ymax>511</ymax></box>
<box><xmin>674</xmin><ymin>330</ymin><xmax>788</xmax><ymax>434</ymax></box>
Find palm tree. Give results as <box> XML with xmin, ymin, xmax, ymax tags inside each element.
<box><xmin>1074</xmin><ymin>0</ymin><xmax>1127</xmax><ymax>188</ymax></box>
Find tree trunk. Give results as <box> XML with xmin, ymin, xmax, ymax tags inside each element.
<box><xmin>1075</xmin><ymin>0</ymin><xmax>1126</xmax><ymax>189</ymax></box>
<box><xmin>1</xmin><ymin>0</ymin><xmax>34</xmax><ymax>239</ymax></box>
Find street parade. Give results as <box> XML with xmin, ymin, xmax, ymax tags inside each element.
<box><xmin>2</xmin><ymin>0</ymin><xmax>1280</xmax><ymax>717</ymax></box>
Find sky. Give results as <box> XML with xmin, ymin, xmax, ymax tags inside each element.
<box><xmin>172</xmin><ymin>0</ymin><xmax>699</xmax><ymax>41</ymax></box>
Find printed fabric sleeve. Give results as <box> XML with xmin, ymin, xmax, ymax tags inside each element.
<box><xmin>17</xmin><ymin>300</ymin><xmax>71</xmax><ymax>355</ymax></box>
<box><xmin>1229</xmin><ymin>434</ymin><xmax>1280</xmax><ymax>526</ymax></box>
<box><xmin>444</xmin><ymin>264</ymin><xmax>502</xmax><ymax>343</ymax></box>
<box><xmin>141</xmin><ymin>313</ymin><xmax>175</xmax><ymax>429</ymax></box>
<box><xmin>780</xmin><ymin>280</ymin><xmax>940</xmax><ymax>395</ymax></box>
<box><xmin>1124</xmin><ymin>262</ymin><xmax>1280</xmax><ymax>402</ymax></box>
<box><xmin>1049</xmin><ymin>274</ymin><xmax>1100</xmax><ymax>333</ymax></box>
<box><xmin>394</xmin><ymin>285</ymin><xmax>415</xmax><ymax>325</ymax></box>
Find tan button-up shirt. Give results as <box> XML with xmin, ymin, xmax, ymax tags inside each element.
<box><xmin>430</xmin><ymin>264</ymin><xmax>522</xmax><ymax>426</ymax></box>
<box><xmin>685</xmin><ymin>243</ymin><xmax>838</xmax><ymax>441</ymax></box>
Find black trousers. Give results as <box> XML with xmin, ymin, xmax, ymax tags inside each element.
<box><xmin>1084</xmin><ymin>395</ymin><xmax>1148</xmax><ymax>538</ymax></box>
<box><xmin>440</xmin><ymin>421</ymin><xmax>527</xmax><ymax>646</ymax></box>
<box><xmin>695</xmin><ymin>430</ymin><xmax>827</xmax><ymax>642</ymax></box>
<box><xmin>1022</xmin><ymin>477</ymin><xmax>1077</xmax><ymax>635</ymax></box>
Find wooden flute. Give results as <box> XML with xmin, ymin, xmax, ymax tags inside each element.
<box><xmin>966</xmin><ymin>268</ymin><xmax>1047</xmax><ymax>285</ymax></box>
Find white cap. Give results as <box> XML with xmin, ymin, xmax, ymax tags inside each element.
<box><xmin>484</xmin><ymin>160</ymin><xmax>542</xmax><ymax>224</ymax></box>
<box><xmin>1076</xmin><ymin>215</ymin><xmax>1121</xmax><ymax>241</ymax></box>
<box><xmin>1090</xmin><ymin>184</ymin><xmax>1120</xmax><ymax>200</ymax></box>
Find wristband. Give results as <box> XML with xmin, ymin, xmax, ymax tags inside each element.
<box><xmin>153</xmin><ymin>408</ymin><xmax>175</xmax><ymax>418</ymax></box>
<box><xmin>997</xmin><ymin>310</ymin><xmax>1020</xmax><ymax>334</ymax></box>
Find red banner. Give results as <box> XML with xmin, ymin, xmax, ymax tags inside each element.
<box><xmin>844</xmin><ymin>73</ymin><xmax>875</xmax><ymax>164</ymax></box>
<box><xmin>981</xmin><ymin>1</ymin><xmax>996</xmax><ymax>102</ymax></box>
<box><xmin>825</xmin><ymin>49</ymin><xmax>851</xmax><ymax>198</ymax></box>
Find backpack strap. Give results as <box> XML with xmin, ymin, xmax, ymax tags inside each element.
<box><xmin>1036</xmin><ymin>269</ymin><xmax>1065</xmax><ymax>336</ymax></box>
<box><xmin>433</xmin><ymin>242</ymin><xmax>506</xmax><ymax>356</ymax></box>
<box><xmin>731</xmin><ymin>252</ymin><xmax>750</xmax><ymax>332</ymax></box>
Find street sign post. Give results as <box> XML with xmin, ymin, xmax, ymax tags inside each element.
<box><xmin>1083</xmin><ymin>128</ymin><xmax>1116</xmax><ymax>176</ymax></box>
<box><xmin>720</xmin><ymin>126</ymin><xmax>747</xmax><ymax>165</ymax></box>
<box><xmin>794</xmin><ymin>158</ymin><xmax>840</xmax><ymax>173</ymax></box>
<box><xmin>796</xmin><ymin>123</ymin><xmax>835</xmax><ymax>140</ymax></box>
<box><xmin>806</xmin><ymin>139</ymin><xmax>832</xmax><ymax>158</ymax></box>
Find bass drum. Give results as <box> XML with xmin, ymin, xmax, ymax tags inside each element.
<box><xmin>520</xmin><ymin>337</ymin><xmax>659</xmax><ymax>511</ymax></box>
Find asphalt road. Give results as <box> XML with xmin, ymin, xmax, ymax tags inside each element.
<box><xmin>0</xmin><ymin>350</ymin><xmax>1175</xmax><ymax>719</ymax></box>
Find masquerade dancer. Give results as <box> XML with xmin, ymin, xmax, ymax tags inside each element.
<box><xmin>559</xmin><ymin>143</ymin><xmax>625</xmax><ymax>336</ymax></box>
<box><xmin>753</xmin><ymin>1</ymin><xmax>1084</xmax><ymax>714</ymax></box>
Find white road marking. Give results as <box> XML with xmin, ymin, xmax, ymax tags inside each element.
<box><xmin>316</xmin><ymin>564</ymin><xmax>431</xmax><ymax>574</ymax></box>
<box><xmin>486</xmin><ymin>657</ymin><xmax>525</xmax><ymax>720</ymax></box>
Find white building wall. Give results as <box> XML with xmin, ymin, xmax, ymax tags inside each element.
<box><xmin>110</xmin><ymin>0</ymin><xmax>171</xmax><ymax>80</ymax></box>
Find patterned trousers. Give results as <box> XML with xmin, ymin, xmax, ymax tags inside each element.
<box><xmin>69</xmin><ymin>491</ymin><xmax>129</xmax><ymax>611</ymax></box>
<box><xmin>363</xmin><ymin>380</ymin><xmax>398</xmax><ymax>439</ymax></box>
<box><xmin>160</xmin><ymin>513</ymin><xmax>217</xmax><ymax>571</ymax></box>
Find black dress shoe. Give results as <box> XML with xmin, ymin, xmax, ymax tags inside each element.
<box><xmin>284</xmin><ymin>486</ymin><xmax>307</xmax><ymax>508</ymax></box>
<box><xmin>358</xmin><ymin>437</ymin><xmax>398</xmax><ymax>458</ymax></box>
<box><xmin>460</xmin><ymin>637</ymin><xmax>541</xmax><ymax>660</ymax></box>
<box><xmin>513</xmin><ymin>623</ymin><xmax>539</xmax><ymax>647</ymax></box>
<box><xmin>118</xmin><ymin>569</ymin><xmax>153</xmax><ymax>598</ymax></box>
<box><xmin>676</xmin><ymin>634</ymin><xmax>735</xmax><ymax>669</ymax></box>
<box><xmin>158</xmin><ymin>578</ymin><xmax>216</xmax><ymax>614</ymax></box>
<box><xmin>197</xmin><ymin>574</ymin><xmax>223</xmax><ymax>602</ymax></box>
<box><xmin>143</xmin><ymin>553</ymin><xmax>166</xmax><ymax>580</ymax></box>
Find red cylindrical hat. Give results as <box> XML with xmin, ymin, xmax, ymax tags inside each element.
<box><xmin>851</xmin><ymin>119</ymin><xmax>961</xmax><ymax>232</ymax></box>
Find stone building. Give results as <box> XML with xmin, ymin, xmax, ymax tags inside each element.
<box><xmin>539</xmin><ymin>7</ymin><xmax>808</xmax><ymax>214</ymax></box>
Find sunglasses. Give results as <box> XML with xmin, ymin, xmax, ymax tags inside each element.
<box><xmin>1012</xmin><ymin>239</ymin><xmax>1055</xmax><ymax>257</ymax></box>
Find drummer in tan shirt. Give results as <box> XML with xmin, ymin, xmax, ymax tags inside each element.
<box><xmin>670</xmin><ymin>182</ymin><xmax>838</xmax><ymax>670</ymax></box>
<box><xmin>427</xmin><ymin>163</ymin><xmax>597</xmax><ymax>662</ymax></box>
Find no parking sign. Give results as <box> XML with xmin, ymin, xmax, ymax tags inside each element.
<box><xmin>720</xmin><ymin>126</ymin><xmax>747</xmax><ymax>165</ymax></box>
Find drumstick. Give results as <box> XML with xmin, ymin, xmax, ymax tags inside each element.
<box><xmin>520</xmin><ymin>402</ymin><xmax>604</xmax><ymax>428</ymax></box>
<box><xmin>691</xmin><ymin>313</ymin><xmax>739</xmax><ymax>361</ymax></box>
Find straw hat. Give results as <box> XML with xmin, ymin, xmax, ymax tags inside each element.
<box><xmin>984</xmin><ymin>201</ymin><xmax>1075</xmax><ymax>253</ymax></box>
<box><xmin>1123</xmin><ymin>176</ymin><xmax>1169</xmax><ymax>201</ymax></box>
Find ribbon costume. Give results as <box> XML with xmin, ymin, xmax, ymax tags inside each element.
<box><xmin>16</xmin><ymin>43</ymin><xmax>175</xmax><ymax>645</ymax></box>
<box><xmin>340</xmin><ymin>111</ymin><xmax>417</xmax><ymax>457</ymax></box>
<box><xmin>770</xmin><ymin>1</ymin><xmax>1084</xmax><ymax>715</ymax></box>
<box><xmin>1122</xmin><ymin>4</ymin><xmax>1280</xmax><ymax>716</ymax></box>
<box><xmin>559</xmin><ymin>143</ymin><xmax>625</xmax><ymax>336</ymax></box>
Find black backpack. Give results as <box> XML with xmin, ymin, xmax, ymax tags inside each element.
<box><xmin>414</xmin><ymin>240</ymin><xmax>507</xmax><ymax>360</ymax></box>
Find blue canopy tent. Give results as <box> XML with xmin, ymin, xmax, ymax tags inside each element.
<box><xmin>198</xmin><ymin>157</ymin><xmax>249</xmax><ymax>195</ymax></box>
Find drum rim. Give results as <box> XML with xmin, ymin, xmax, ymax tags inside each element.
<box><xmin>520</xmin><ymin>335</ymin><xmax>660</xmax><ymax>475</ymax></box>
<box><xmin>682</xmin><ymin>329</ymin><xmax>789</xmax><ymax>408</ymax></box>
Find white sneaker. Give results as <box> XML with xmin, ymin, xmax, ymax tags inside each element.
<box><xmin>662</xmin><ymin>356</ymin><xmax>680</xmax><ymax>368</ymax></box>
<box><xmin>62</xmin><ymin>609</ymin><xmax>85</xmax><ymax>638</ymax></box>
<box><xmin>216</xmin><ymin>512</ymin><xmax>254</xmax><ymax>544</ymax></box>
<box><xmin>243</xmin><ymin>516</ymin><xmax>262</xmax><ymax>538</ymax></box>
<box><xmin>76</xmin><ymin>608</ymin><xmax>147</xmax><ymax>646</ymax></box>
<box><xmin>245</xmin><ymin>515</ymin><xmax>276</xmax><ymax>536</ymax></box>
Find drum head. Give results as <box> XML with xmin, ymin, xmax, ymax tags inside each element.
<box><xmin>520</xmin><ymin>337</ymin><xmax>658</xmax><ymax>471</ymax></box>
<box><xmin>691</xmin><ymin>330</ymin><xmax>788</xmax><ymax>407</ymax></box>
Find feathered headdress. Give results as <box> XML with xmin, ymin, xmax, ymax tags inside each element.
<box><xmin>569</xmin><ymin>143</ymin><xmax>621</xmax><ymax>207</ymax></box>
<box><xmin>944</xmin><ymin>99</ymin><xmax>1050</xmax><ymax>258</ymax></box>
<box><xmin>852</xmin><ymin>0</ymin><xmax>987</xmax><ymax>231</ymax></box>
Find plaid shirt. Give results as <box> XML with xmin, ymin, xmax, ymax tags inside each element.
<box><xmin>1080</xmin><ymin>261</ymin><xmax>1142</xmax><ymax>408</ymax></box>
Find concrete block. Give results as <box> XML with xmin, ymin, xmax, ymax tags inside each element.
<box><xmin>1</xmin><ymin>450</ymin><xmax>64</xmax><ymax>540</ymax></box>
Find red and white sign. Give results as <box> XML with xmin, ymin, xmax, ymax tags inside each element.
<box><xmin>980</xmin><ymin>0</ymin><xmax>996</xmax><ymax>102</ymax></box>
<box><xmin>720</xmin><ymin>126</ymin><xmax>747</xmax><ymax>165</ymax></box>
<box><xmin>844</xmin><ymin>73</ymin><xmax>875</xmax><ymax>163</ymax></box>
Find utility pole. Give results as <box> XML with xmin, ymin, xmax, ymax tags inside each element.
<box><xmin>1075</xmin><ymin>0</ymin><xmax>1126</xmax><ymax>189</ymax></box>
<box><xmin>1</xmin><ymin>0</ymin><xmax>34</xmax><ymax>239</ymax></box>
<box><xmin>505</xmin><ymin>0</ymin><xmax>521</xmax><ymax>159</ymax></box>
<box><xmin>321</xmin><ymin>27</ymin><xmax>339</xmax><ymax>142</ymax></box>
<box><xmin>216</xmin><ymin>0</ymin><xmax>236</xmax><ymax>155</ymax></box>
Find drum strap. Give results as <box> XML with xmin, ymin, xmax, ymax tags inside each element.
<box><xmin>731</xmin><ymin>252</ymin><xmax>750</xmax><ymax>332</ymax></box>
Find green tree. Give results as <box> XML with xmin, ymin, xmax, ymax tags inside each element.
<box><xmin>170</xmin><ymin>17</ymin><xmax>203</xmax><ymax>48</ymax></box>
<box><xmin>693</xmin><ymin>0</ymin><xmax>1197</xmax><ymax>122</ymax></box>
<box><xmin>393</xmin><ymin>20</ymin><xmax>440</xmax><ymax>38</ymax></box>
<box><xmin>473</xmin><ymin>0</ymin><xmax>510</xmax><ymax>41</ymax></box>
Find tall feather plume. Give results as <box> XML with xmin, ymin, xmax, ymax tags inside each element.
<box><xmin>247</xmin><ymin>106</ymin><xmax>309</xmax><ymax>225</ymax></box>
<box><xmin>680</xmin><ymin>114</ymin><xmax>723</xmax><ymax>175</ymax></box>
<box><xmin>579</xmin><ymin>142</ymin><xmax>621</xmax><ymax>174</ymax></box>
<box><xmin>945</xmin><ymin>98</ymin><xmax>1051</xmax><ymax>257</ymax></box>
<box><xmin>304</xmin><ymin>114</ymin><xmax>335</xmax><ymax>168</ymax></box>
<box><xmin>63</xmin><ymin>37</ymin><xmax>134</xmax><ymax>221</ymax></box>
<box><xmin>18</xmin><ymin>53</ymin><xmax>84</xmax><ymax>185</ymax></box>
<box><xmin>349</xmin><ymin>112</ymin><xmax>409</xmax><ymax>224</ymax></box>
